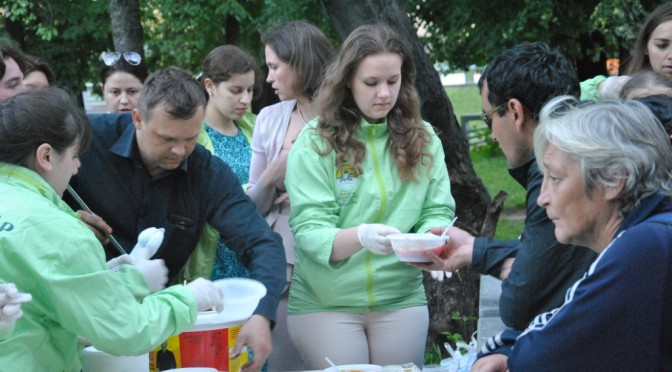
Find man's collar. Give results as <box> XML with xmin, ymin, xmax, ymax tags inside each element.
<box><xmin>108</xmin><ymin>122</ymin><xmax>189</xmax><ymax>174</ymax></box>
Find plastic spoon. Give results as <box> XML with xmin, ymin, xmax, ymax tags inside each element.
<box><xmin>439</xmin><ymin>216</ymin><xmax>458</xmax><ymax>240</ymax></box>
<box><xmin>325</xmin><ymin>357</ymin><xmax>338</xmax><ymax>370</ymax></box>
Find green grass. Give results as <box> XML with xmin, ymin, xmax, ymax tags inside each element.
<box><xmin>444</xmin><ymin>85</ymin><xmax>526</xmax><ymax>241</ymax></box>
<box><xmin>445</xmin><ymin>85</ymin><xmax>482</xmax><ymax>121</ymax></box>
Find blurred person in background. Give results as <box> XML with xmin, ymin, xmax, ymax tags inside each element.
<box><xmin>23</xmin><ymin>53</ymin><xmax>56</xmax><ymax>90</ymax></box>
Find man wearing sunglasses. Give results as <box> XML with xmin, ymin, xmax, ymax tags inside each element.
<box><xmin>417</xmin><ymin>42</ymin><xmax>597</xmax><ymax>368</ymax></box>
<box><xmin>67</xmin><ymin>67</ymin><xmax>285</xmax><ymax>372</ymax></box>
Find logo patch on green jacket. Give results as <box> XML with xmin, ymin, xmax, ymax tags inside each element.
<box><xmin>336</xmin><ymin>164</ymin><xmax>357</xmax><ymax>205</ymax></box>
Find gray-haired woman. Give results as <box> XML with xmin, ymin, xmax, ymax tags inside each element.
<box><xmin>477</xmin><ymin>96</ymin><xmax>672</xmax><ymax>371</ymax></box>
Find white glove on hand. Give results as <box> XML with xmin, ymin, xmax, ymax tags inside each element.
<box><xmin>185</xmin><ymin>278</ymin><xmax>224</xmax><ymax>312</ymax></box>
<box><xmin>130</xmin><ymin>227</ymin><xmax>165</xmax><ymax>260</ymax></box>
<box><xmin>133</xmin><ymin>259</ymin><xmax>168</xmax><ymax>292</ymax></box>
<box><xmin>357</xmin><ymin>223</ymin><xmax>401</xmax><ymax>255</ymax></box>
<box><xmin>0</xmin><ymin>283</ymin><xmax>32</xmax><ymax>330</ymax></box>
<box><xmin>430</xmin><ymin>270</ymin><xmax>453</xmax><ymax>282</ymax></box>
<box><xmin>106</xmin><ymin>254</ymin><xmax>134</xmax><ymax>271</ymax></box>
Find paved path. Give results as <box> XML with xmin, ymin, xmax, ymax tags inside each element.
<box><xmin>476</xmin><ymin>275</ymin><xmax>506</xmax><ymax>349</ymax></box>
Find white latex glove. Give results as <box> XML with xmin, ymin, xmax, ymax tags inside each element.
<box><xmin>185</xmin><ymin>278</ymin><xmax>224</xmax><ymax>312</ymax></box>
<box><xmin>357</xmin><ymin>223</ymin><xmax>401</xmax><ymax>255</ymax></box>
<box><xmin>106</xmin><ymin>254</ymin><xmax>134</xmax><ymax>271</ymax></box>
<box><xmin>130</xmin><ymin>227</ymin><xmax>165</xmax><ymax>260</ymax></box>
<box><xmin>600</xmin><ymin>75</ymin><xmax>630</xmax><ymax>99</ymax></box>
<box><xmin>133</xmin><ymin>259</ymin><xmax>168</xmax><ymax>292</ymax></box>
<box><xmin>0</xmin><ymin>283</ymin><xmax>32</xmax><ymax>330</ymax></box>
<box><xmin>430</xmin><ymin>270</ymin><xmax>453</xmax><ymax>282</ymax></box>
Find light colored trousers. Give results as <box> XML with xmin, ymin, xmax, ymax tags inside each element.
<box><xmin>287</xmin><ymin>306</ymin><xmax>429</xmax><ymax>370</ymax></box>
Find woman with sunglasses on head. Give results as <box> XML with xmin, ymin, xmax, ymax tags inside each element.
<box><xmin>285</xmin><ymin>24</ymin><xmax>455</xmax><ymax>369</ymax></box>
<box><xmin>99</xmin><ymin>51</ymin><xmax>148</xmax><ymax>113</ymax></box>
<box><xmin>246</xmin><ymin>20</ymin><xmax>334</xmax><ymax>371</ymax></box>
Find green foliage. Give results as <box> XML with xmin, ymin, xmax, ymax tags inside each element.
<box><xmin>0</xmin><ymin>0</ymin><xmax>110</xmax><ymax>99</ymax></box>
<box><xmin>404</xmin><ymin>0</ymin><xmax>652</xmax><ymax>73</ymax></box>
<box><xmin>424</xmin><ymin>310</ymin><xmax>478</xmax><ymax>364</ymax></box>
<box><xmin>424</xmin><ymin>342</ymin><xmax>443</xmax><ymax>365</ymax></box>
<box><xmin>141</xmin><ymin>0</ymin><xmax>336</xmax><ymax>75</ymax></box>
<box><xmin>590</xmin><ymin>0</ymin><xmax>647</xmax><ymax>56</ymax></box>
<box><xmin>443</xmin><ymin>311</ymin><xmax>477</xmax><ymax>350</ymax></box>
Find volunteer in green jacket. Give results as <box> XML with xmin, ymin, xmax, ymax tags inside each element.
<box><xmin>285</xmin><ymin>24</ymin><xmax>456</xmax><ymax>369</ymax></box>
<box><xmin>0</xmin><ymin>88</ymin><xmax>223</xmax><ymax>371</ymax></box>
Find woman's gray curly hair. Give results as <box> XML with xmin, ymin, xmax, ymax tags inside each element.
<box><xmin>534</xmin><ymin>96</ymin><xmax>672</xmax><ymax>215</ymax></box>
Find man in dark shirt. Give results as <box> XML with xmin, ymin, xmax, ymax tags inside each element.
<box><xmin>68</xmin><ymin>67</ymin><xmax>285</xmax><ymax>372</ymax></box>
<box><xmin>418</xmin><ymin>42</ymin><xmax>597</xmax><ymax>365</ymax></box>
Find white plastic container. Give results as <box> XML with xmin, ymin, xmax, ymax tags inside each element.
<box><xmin>82</xmin><ymin>346</ymin><xmax>149</xmax><ymax>372</ymax></box>
<box><xmin>388</xmin><ymin>233</ymin><xmax>447</xmax><ymax>263</ymax></box>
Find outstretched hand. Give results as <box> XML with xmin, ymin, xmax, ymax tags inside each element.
<box><xmin>410</xmin><ymin>226</ymin><xmax>475</xmax><ymax>272</ymax></box>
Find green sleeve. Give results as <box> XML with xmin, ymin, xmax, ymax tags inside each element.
<box><xmin>286</xmin><ymin>127</ymin><xmax>342</xmax><ymax>267</ymax></box>
<box><xmin>580</xmin><ymin>75</ymin><xmax>607</xmax><ymax>101</ymax></box>
<box><xmin>414</xmin><ymin>127</ymin><xmax>456</xmax><ymax>233</ymax></box>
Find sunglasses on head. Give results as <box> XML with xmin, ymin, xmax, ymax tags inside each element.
<box><xmin>101</xmin><ymin>51</ymin><xmax>142</xmax><ymax>66</ymax></box>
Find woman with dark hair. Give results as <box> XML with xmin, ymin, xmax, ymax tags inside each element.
<box><xmin>248</xmin><ymin>20</ymin><xmax>335</xmax><ymax>371</ymax></box>
<box><xmin>285</xmin><ymin>24</ymin><xmax>455</xmax><ymax>369</ymax></box>
<box><xmin>0</xmin><ymin>87</ymin><xmax>223</xmax><ymax>370</ymax></box>
<box><xmin>189</xmin><ymin>44</ymin><xmax>259</xmax><ymax>281</ymax></box>
<box><xmin>99</xmin><ymin>51</ymin><xmax>148</xmax><ymax>112</ymax></box>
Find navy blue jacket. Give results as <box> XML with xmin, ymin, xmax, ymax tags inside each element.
<box><xmin>485</xmin><ymin>193</ymin><xmax>672</xmax><ymax>371</ymax></box>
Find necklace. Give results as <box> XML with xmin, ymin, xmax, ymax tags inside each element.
<box><xmin>296</xmin><ymin>104</ymin><xmax>307</xmax><ymax>124</ymax></box>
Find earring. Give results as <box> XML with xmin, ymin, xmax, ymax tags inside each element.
<box><xmin>209</xmin><ymin>92</ymin><xmax>214</xmax><ymax>96</ymax></box>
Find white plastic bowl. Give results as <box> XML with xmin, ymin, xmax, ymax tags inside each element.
<box><xmin>388</xmin><ymin>233</ymin><xmax>447</xmax><ymax>263</ymax></box>
<box><xmin>324</xmin><ymin>364</ymin><xmax>383</xmax><ymax>372</ymax></box>
<box><xmin>210</xmin><ymin>278</ymin><xmax>266</xmax><ymax>321</ymax></box>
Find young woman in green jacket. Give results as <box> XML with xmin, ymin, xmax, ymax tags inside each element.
<box><xmin>285</xmin><ymin>24</ymin><xmax>456</xmax><ymax>369</ymax></box>
<box><xmin>0</xmin><ymin>88</ymin><xmax>222</xmax><ymax>371</ymax></box>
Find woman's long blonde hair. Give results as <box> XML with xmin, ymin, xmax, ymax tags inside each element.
<box><xmin>315</xmin><ymin>24</ymin><xmax>432</xmax><ymax>181</ymax></box>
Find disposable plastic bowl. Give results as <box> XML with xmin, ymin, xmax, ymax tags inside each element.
<box><xmin>324</xmin><ymin>364</ymin><xmax>383</xmax><ymax>372</ymax></box>
<box><xmin>211</xmin><ymin>278</ymin><xmax>267</xmax><ymax>320</ymax></box>
<box><xmin>388</xmin><ymin>233</ymin><xmax>447</xmax><ymax>263</ymax></box>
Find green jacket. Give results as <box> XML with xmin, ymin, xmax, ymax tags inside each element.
<box><xmin>580</xmin><ymin>75</ymin><xmax>607</xmax><ymax>101</ymax></box>
<box><xmin>181</xmin><ymin>111</ymin><xmax>257</xmax><ymax>283</ymax></box>
<box><xmin>0</xmin><ymin>163</ymin><xmax>197</xmax><ymax>371</ymax></box>
<box><xmin>286</xmin><ymin>118</ymin><xmax>456</xmax><ymax>313</ymax></box>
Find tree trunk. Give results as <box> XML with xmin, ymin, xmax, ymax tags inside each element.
<box><xmin>320</xmin><ymin>0</ymin><xmax>491</xmax><ymax>356</ymax></box>
<box><xmin>108</xmin><ymin>0</ymin><xmax>144</xmax><ymax>56</ymax></box>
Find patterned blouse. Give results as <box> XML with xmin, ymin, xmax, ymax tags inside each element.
<box><xmin>206</xmin><ymin>124</ymin><xmax>252</xmax><ymax>279</ymax></box>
